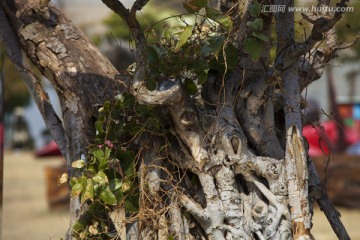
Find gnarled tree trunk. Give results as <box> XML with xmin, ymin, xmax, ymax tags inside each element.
<box><xmin>1</xmin><ymin>0</ymin><xmax>354</xmax><ymax>239</ymax></box>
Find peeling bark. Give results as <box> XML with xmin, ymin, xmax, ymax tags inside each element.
<box><xmin>1</xmin><ymin>0</ymin><xmax>353</xmax><ymax>239</ymax></box>
<box><xmin>1</xmin><ymin>1</ymin><xmax>124</xmax><ymax>238</ymax></box>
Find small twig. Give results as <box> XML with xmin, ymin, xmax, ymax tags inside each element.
<box><xmin>292</xmin><ymin>0</ymin><xmax>351</xmax><ymax>57</ymax></box>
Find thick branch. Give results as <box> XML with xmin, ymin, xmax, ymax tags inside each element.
<box><xmin>0</xmin><ymin>6</ymin><xmax>66</xmax><ymax>157</ymax></box>
<box><xmin>101</xmin><ymin>0</ymin><xmax>152</xmax><ymax>106</ymax></box>
<box><xmin>275</xmin><ymin>1</ymin><xmax>312</xmax><ymax>239</ymax></box>
<box><xmin>101</xmin><ymin>0</ymin><xmax>130</xmax><ymax>20</ymax></box>
<box><xmin>130</xmin><ymin>0</ymin><xmax>149</xmax><ymax>16</ymax></box>
<box><xmin>1</xmin><ymin>1</ymin><xmax>126</xmax><ymax>239</ymax></box>
<box><xmin>169</xmin><ymin>91</ymin><xmax>208</xmax><ymax>169</ymax></box>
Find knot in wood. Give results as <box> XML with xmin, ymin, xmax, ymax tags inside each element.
<box><xmin>180</xmin><ymin>109</ymin><xmax>197</xmax><ymax>125</ymax></box>
<box><xmin>231</xmin><ymin>136</ymin><xmax>240</xmax><ymax>154</ymax></box>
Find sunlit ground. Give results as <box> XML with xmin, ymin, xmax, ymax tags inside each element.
<box><xmin>2</xmin><ymin>151</ymin><xmax>360</xmax><ymax>239</ymax></box>
<box><xmin>2</xmin><ymin>151</ymin><xmax>69</xmax><ymax>240</ymax></box>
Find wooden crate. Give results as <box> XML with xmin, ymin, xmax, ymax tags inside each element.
<box><xmin>313</xmin><ymin>155</ymin><xmax>360</xmax><ymax>208</ymax></box>
<box><xmin>44</xmin><ymin>164</ymin><xmax>70</xmax><ymax>210</ymax></box>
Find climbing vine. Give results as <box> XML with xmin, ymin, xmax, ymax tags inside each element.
<box><xmin>59</xmin><ymin>94</ymin><xmax>166</xmax><ymax>239</ymax></box>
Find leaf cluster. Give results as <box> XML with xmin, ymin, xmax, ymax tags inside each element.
<box><xmin>144</xmin><ymin>0</ymin><xmax>238</xmax><ymax>96</ymax></box>
<box><xmin>64</xmin><ymin>95</ymin><xmax>165</xmax><ymax>239</ymax></box>
<box><xmin>243</xmin><ymin>1</ymin><xmax>270</xmax><ymax>61</ymax></box>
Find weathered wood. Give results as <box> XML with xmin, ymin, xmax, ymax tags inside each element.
<box><xmin>1</xmin><ymin>1</ymin><xmax>125</xmax><ymax>238</ymax></box>
<box><xmin>1</xmin><ymin>0</ymin><xmax>353</xmax><ymax>239</ymax></box>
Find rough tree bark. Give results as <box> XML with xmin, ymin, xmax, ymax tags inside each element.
<box><xmin>1</xmin><ymin>0</ymin><xmax>125</xmax><ymax>238</ymax></box>
<box><xmin>0</xmin><ymin>0</ymin><xmax>355</xmax><ymax>239</ymax></box>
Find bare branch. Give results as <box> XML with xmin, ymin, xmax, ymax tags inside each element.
<box><xmin>292</xmin><ymin>0</ymin><xmax>351</xmax><ymax>57</ymax></box>
<box><xmin>130</xmin><ymin>0</ymin><xmax>149</xmax><ymax>16</ymax></box>
<box><xmin>179</xmin><ymin>194</ymin><xmax>206</xmax><ymax>224</ymax></box>
<box><xmin>101</xmin><ymin>0</ymin><xmax>130</xmax><ymax>22</ymax></box>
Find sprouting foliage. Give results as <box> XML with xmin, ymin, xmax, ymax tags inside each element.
<box><xmin>243</xmin><ymin>0</ymin><xmax>269</xmax><ymax>61</ymax></box>
<box><xmin>62</xmin><ymin>94</ymin><xmax>167</xmax><ymax>239</ymax></box>
<box><xmin>143</xmin><ymin>2</ymin><xmax>238</xmax><ymax>95</ymax></box>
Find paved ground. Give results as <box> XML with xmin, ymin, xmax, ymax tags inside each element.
<box><xmin>2</xmin><ymin>151</ymin><xmax>69</xmax><ymax>240</ymax></box>
<box><xmin>2</xmin><ymin>151</ymin><xmax>360</xmax><ymax>239</ymax></box>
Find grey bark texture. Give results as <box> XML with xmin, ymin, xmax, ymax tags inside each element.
<box><xmin>1</xmin><ymin>0</ymin><xmax>124</xmax><ymax>238</ymax></box>
<box><xmin>0</xmin><ymin>0</ymin><xmax>353</xmax><ymax>239</ymax></box>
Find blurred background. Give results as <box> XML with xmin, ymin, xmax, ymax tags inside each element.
<box><xmin>1</xmin><ymin>0</ymin><xmax>360</xmax><ymax>239</ymax></box>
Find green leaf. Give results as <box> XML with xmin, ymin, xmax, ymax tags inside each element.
<box><xmin>93</xmin><ymin>149</ymin><xmax>108</xmax><ymax>171</ymax></box>
<box><xmin>226</xmin><ymin>44</ymin><xmax>239</xmax><ymax>69</ymax></box>
<box><xmin>190</xmin><ymin>60</ymin><xmax>209</xmax><ymax>85</ymax></box>
<box><xmin>72</xmin><ymin>221</ymin><xmax>86</xmax><ymax>233</ymax></box>
<box><xmin>147</xmin><ymin>46</ymin><xmax>159</xmax><ymax>64</ymax></box>
<box><xmin>163</xmin><ymin>28</ymin><xmax>171</xmax><ymax>39</ymax></box>
<box><xmin>114</xmin><ymin>190</ymin><xmax>124</xmax><ymax>203</ymax></box>
<box><xmin>123</xmin><ymin>94</ymin><xmax>136</xmax><ymax>109</ymax></box>
<box><xmin>252</xmin><ymin>32</ymin><xmax>269</xmax><ymax>42</ymax></box>
<box><xmin>81</xmin><ymin>179</ymin><xmax>94</xmax><ymax>203</ymax></box>
<box><xmin>71</xmin><ymin>182</ymin><xmax>84</xmax><ymax>197</ymax></box>
<box><xmin>71</xmin><ymin>159</ymin><xmax>86</xmax><ymax>169</ymax></box>
<box><xmin>247</xmin><ymin>18</ymin><xmax>263</xmax><ymax>30</ymax></box>
<box><xmin>100</xmin><ymin>187</ymin><xmax>117</xmax><ymax>205</ymax></box>
<box><xmin>200</xmin><ymin>35</ymin><xmax>225</xmax><ymax>58</ymax></box>
<box><xmin>125</xmin><ymin>194</ymin><xmax>139</xmax><ymax>212</ymax></box>
<box><xmin>109</xmin><ymin>178</ymin><xmax>122</xmax><ymax>192</ymax></box>
<box><xmin>88</xmin><ymin>202</ymin><xmax>104</xmax><ymax>215</ymax></box>
<box><xmin>103</xmin><ymin>101</ymin><xmax>111</xmax><ymax>112</ymax></box>
<box><xmin>93</xmin><ymin>149</ymin><xmax>104</xmax><ymax>161</ymax></box>
<box><xmin>146</xmin><ymin>77</ymin><xmax>157</xmax><ymax>91</ymax></box>
<box><xmin>197</xmin><ymin>71</ymin><xmax>208</xmax><ymax>85</ymax></box>
<box><xmin>93</xmin><ymin>171</ymin><xmax>109</xmax><ymax>185</ymax></box>
<box><xmin>95</xmin><ymin>120</ymin><xmax>103</xmax><ymax>134</ymax></box>
<box><xmin>244</xmin><ymin>36</ymin><xmax>263</xmax><ymax>61</ymax></box>
<box><xmin>174</xmin><ymin>25</ymin><xmax>193</xmax><ymax>52</ymax></box>
<box><xmin>183</xmin><ymin>0</ymin><xmax>207</xmax><ymax>13</ymax></box>
<box><xmin>88</xmin><ymin>163</ymin><xmax>97</xmax><ymax>175</ymax></box>
<box><xmin>118</xmin><ymin>151</ymin><xmax>135</xmax><ymax>176</ymax></box>
<box><xmin>99</xmin><ymin>158</ymin><xmax>108</xmax><ymax>172</ymax></box>
<box><xmin>98</xmin><ymin>115</ymin><xmax>105</xmax><ymax>123</ymax></box>
<box><xmin>104</xmin><ymin>147</ymin><xmax>111</xmax><ymax>160</ymax></box>
<box><xmin>70</xmin><ymin>177</ymin><xmax>78</xmax><ymax>187</ymax></box>
<box><xmin>248</xmin><ymin>1</ymin><xmax>261</xmax><ymax>17</ymax></box>
<box><xmin>183</xmin><ymin>79</ymin><xmax>198</xmax><ymax>95</ymax></box>
<box><xmin>206</xmin><ymin>7</ymin><xmax>233</xmax><ymax>31</ymax></box>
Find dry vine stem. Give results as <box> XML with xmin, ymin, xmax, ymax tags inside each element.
<box><xmin>0</xmin><ymin>0</ymin><xmax>354</xmax><ymax>239</ymax></box>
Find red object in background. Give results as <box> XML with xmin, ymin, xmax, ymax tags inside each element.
<box><xmin>35</xmin><ymin>140</ymin><xmax>61</xmax><ymax>157</ymax></box>
<box><xmin>303</xmin><ymin>120</ymin><xmax>360</xmax><ymax>157</ymax></box>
